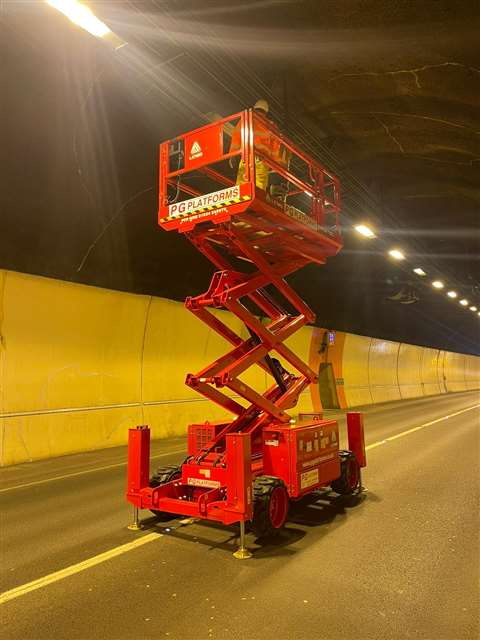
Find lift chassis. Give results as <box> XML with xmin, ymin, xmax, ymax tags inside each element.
<box><xmin>126</xmin><ymin>110</ymin><xmax>367</xmax><ymax>552</ymax></box>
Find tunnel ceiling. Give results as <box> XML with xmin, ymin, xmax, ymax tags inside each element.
<box><xmin>2</xmin><ymin>0</ymin><xmax>479</xmax><ymax>354</ymax></box>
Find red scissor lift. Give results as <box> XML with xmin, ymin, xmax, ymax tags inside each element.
<box><xmin>126</xmin><ymin>110</ymin><xmax>366</xmax><ymax>557</ymax></box>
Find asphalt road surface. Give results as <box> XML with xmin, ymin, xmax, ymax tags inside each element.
<box><xmin>1</xmin><ymin>391</ymin><xmax>479</xmax><ymax>640</ymax></box>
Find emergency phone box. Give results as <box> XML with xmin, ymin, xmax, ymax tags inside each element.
<box><xmin>262</xmin><ymin>420</ymin><xmax>340</xmax><ymax>498</ymax></box>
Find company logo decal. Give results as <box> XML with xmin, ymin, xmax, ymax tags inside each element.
<box><xmin>187</xmin><ymin>477</ymin><xmax>220</xmax><ymax>489</ymax></box>
<box><xmin>164</xmin><ymin>185</ymin><xmax>250</xmax><ymax>220</ymax></box>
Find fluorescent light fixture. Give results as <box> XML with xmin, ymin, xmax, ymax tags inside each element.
<box><xmin>413</xmin><ymin>267</ymin><xmax>426</xmax><ymax>276</ymax></box>
<box><xmin>354</xmin><ymin>224</ymin><xmax>376</xmax><ymax>238</ymax></box>
<box><xmin>459</xmin><ymin>299</ymin><xmax>469</xmax><ymax>306</ymax></box>
<box><xmin>432</xmin><ymin>280</ymin><xmax>444</xmax><ymax>289</ymax></box>
<box><xmin>447</xmin><ymin>290</ymin><xmax>457</xmax><ymax>298</ymax></box>
<box><xmin>388</xmin><ymin>249</ymin><xmax>405</xmax><ymax>260</ymax></box>
<box><xmin>46</xmin><ymin>0</ymin><xmax>111</xmax><ymax>37</ymax></box>
<box><xmin>469</xmin><ymin>306</ymin><xmax>477</xmax><ymax>311</ymax></box>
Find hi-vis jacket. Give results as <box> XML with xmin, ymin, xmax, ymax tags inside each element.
<box><xmin>229</xmin><ymin>116</ymin><xmax>284</xmax><ymax>163</ymax></box>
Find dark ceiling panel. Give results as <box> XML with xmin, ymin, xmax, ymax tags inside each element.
<box><xmin>2</xmin><ymin>0</ymin><xmax>479</xmax><ymax>354</ymax></box>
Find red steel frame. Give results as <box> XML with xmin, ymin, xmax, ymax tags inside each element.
<box><xmin>127</xmin><ymin>109</ymin><xmax>363</xmax><ymax>528</ymax></box>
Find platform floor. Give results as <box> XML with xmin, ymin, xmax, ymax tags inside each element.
<box><xmin>1</xmin><ymin>391</ymin><xmax>479</xmax><ymax>639</ymax></box>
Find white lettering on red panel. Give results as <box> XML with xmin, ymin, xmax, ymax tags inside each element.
<box><xmin>302</xmin><ymin>453</ymin><xmax>335</xmax><ymax>469</ymax></box>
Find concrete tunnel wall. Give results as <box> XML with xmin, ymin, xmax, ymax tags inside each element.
<box><xmin>0</xmin><ymin>269</ymin><xmax>479</xmax><ymax>466</ymax></box>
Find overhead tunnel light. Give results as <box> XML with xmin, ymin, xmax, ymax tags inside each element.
<box><xmin>46</xmin><ymin>0</ymin><xmax>111</xmax><ymax>37</ymax></box>
<box><xmin>413</xmin><ymin>267</ymin><xmax>426</xmax><ymax>276</ymax></box>
<box><xmin>388</xmin><ymin>249</ymin><xmax>405</xmax><ymax>261</ymax></box>
<box><xmin>432</xmin><ymin>280</ymin><xmax>444</xmax><ymax>289</ymax></box>
<box><xmin>447</xmin><ymin>291</ymin><xmax>457</xmax><ymax>298</ymax></box>
<box><xmin>354</xmin><ymin>224</ymin><xmax>376</xmax><ymax>238</ymax></box>
<box><xmin>469</xmin><ymin>306</ymin><xmax>478</xmax><ymax>311</ymax></box>
<box><xmin>459</xmin><ymin>299</ymin><xmax>469</xmax><ymax>306</ymax></box>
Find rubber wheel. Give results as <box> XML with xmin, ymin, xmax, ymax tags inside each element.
<box><xmin>251</xmin><ymin>476</ymin><xmax>289</xmax><ymax>538</ymax></box>
<box><xmin>331</xmin><ymin>451</ymin><xmax>360</xmax><ymax>495</ymax></box>
<box><xmin>149</xmin><ymin>465</ymin><xmax>181</xmax><ymax>520</ymax></box>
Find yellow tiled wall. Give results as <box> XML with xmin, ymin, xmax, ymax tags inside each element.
<box><xmin>1</xmin><ymin>270</ymin><xmax>478</xmax><ymax>465</ymax></box>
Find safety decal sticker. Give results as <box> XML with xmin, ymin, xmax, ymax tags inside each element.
<box><xmin>265</xmin><ymin>439</ymin><xmax>279</xmax><ymax>447</ymax></box>
<box><xmin>300</xmin><ymin>469</ymin><xmax>319</xmax><ymax>489</ymax></box>
<box><xmin>189</xmin><ymin>140</ymin><xmax>203</xmax><ymax>161</ymax></box>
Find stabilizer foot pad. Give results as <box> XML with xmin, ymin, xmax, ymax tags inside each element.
<box><xmin>233</xmin><ymin>547</ymin><xmax>253</xmax><ymax>560</ymax></box>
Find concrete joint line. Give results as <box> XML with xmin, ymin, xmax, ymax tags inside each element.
<box><xmin>0</xmin><ymin>390</ymin><xmax>311</xmax><ymax>419</ymax></box>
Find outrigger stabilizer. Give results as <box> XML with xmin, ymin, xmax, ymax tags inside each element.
<box><xmin>126</xmin><ymin>109</ymin><xmax>367</xmax><ymax>557</ymax></box>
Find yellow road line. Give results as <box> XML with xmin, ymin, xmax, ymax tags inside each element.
<box><xmin>365</xmin><ymin>403</ymin><xmax>479</xmax><ymax>451</ymax></box>
<box><xmin>0</xmin><ymin>532</ymin><xmax>162</xmax><ymax>605</ymax></box>
<box><xmin>0</xmin><ymin>447</ymin><xmax>186</xmax><ymax>494</ymax></box>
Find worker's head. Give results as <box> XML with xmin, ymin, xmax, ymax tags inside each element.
<box><xmin>253</xmin><ymin>99</ymin><xmax>269</xmax><ymax>114</ymax></box>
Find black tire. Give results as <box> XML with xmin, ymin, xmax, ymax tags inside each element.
<box><xmin>251</xmin><ymin>476</ymin><xmax>289</xmax><ymax>538</ymax></box>
<box><xmin>149</xmin><ymin>465</ymin><xmax>181</xmax><ymax>520</ymax></box>
<box><xmin>331</xmin><ymin>451</ymin><xmax>360</xmax><ymax>495</ymax></box>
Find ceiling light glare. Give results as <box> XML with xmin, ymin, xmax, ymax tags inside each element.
<box><xmin>447</xmin><ymin>291</ymin><xmax>457</xmax><ymax>298</ymax></box>
<box><xmin>432</xmin><ymin>280</ymin><xmax>444</xmax><ymax>289</ymax></box>
<box><xmin>469</xmin><ymin>306</ymin><xmax>477</xmax><ymax>311</ymax></box>
<box><xmin>389</xmin><ymin>249</ymin><xmax>405</xmax><ymax>261</ymax></box>
<box><xmin>459</xmin><ymin>299</ymin><xmax>469</xmax><ymax>306</ymax></box>
<box><xmin>354</xmin><ymin>224</ymin><xmax>376</xmax><ymax>238</ymax></box>
<box><xmin>413</xmin><ymin>267</ymin><xmax>426</xmax><ymax>276</ymax></box>
<box><xmin>46</xmin><ymin>0</ymin><xmax>111</xmax><ymax>37</ymax></box>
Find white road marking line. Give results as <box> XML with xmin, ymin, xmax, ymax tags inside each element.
<box><xmin>0</xmin><ymin>448</ymin><xmax>186</xmax><ymax>494</ymax></box>
<box><xmin>3</xmin><ymin>403</ymin><xmax>479</xmax><ymax>492</ymax></box>
<box><xmin>420</xmin><ymin>404</ymin><xmax>480</xmax><ymax>426</ymax></box>
<box><xmin>0</xmin><ymin>532</ymin><xmax>162</xmax><ymax>605</ymax></box>
<box><xmin>365</xmin><ymin>403</ymin><xmax>479</xmax><ymax>451</ymax></box>
<box><xmin>2</xmin><ymin>402</ymin><xmax>479</xmax><ymax>604</ymax></box>
<box><xmin>365</xmin><ymin>440</ymin><xmax>387</xmax><ymax>450</ymax></box>
<box><xmin>383</xmin><ymin>426</ymin><xmax>424</xmax><ymax>442</ymax></box>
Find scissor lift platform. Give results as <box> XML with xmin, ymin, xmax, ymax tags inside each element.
<box><xmin>157</xmin><ymin>110</ymin><xmax>342</xmax><ymax>265</ymax></box>
<box><xmin>126</xmin><ymin>109</ymin><xmax>365</xmax><ymax>556</ymax></box>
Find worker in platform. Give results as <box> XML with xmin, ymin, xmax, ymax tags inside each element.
<box><xmin>230</xmin><ymin>99</ymin><xmax>288</xmax><ymax>193</ymax></box>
